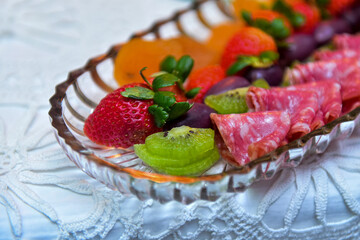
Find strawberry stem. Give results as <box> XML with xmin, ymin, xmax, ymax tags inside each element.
<box><xmin>140</xmin><ymin>67</ymin><xmax>152</xmax><ymax>87</ymax></box>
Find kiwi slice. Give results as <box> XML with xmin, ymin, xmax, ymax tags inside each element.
<box><xmin>252</xmin><ymin>79</ymin><xmax>270</xmax><ymax>89</ymax></box>
<box><xmin>204</xmin><ymin>88</ymin><xmax>249</xmax><ymax>114</ymax></box>
<box><xmin>134</xmin><ymin>126</ymin><xmax>220</xmax><ymax>176</ymax></box>
<box><xmin>135</xmin><ymin>144</ymin><xmax>217</xmax><ymax>168</ymax></box>
<box><xmin>144</xmin><ymin>126</ymin><xmax>214</xmax><ymax>159</ymax></box>
<box><xmin>151</xmin><ymin>148</ymin><xmax>219</xmax><ymax>176</ymax></box>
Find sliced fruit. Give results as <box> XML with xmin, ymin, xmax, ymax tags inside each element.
<box><xmin>151</xmin><ymin>149</ymin><xmax>219</xmax><ymax>176</ymax></box>
<box><xmin>134</xmin><ymin>126</ymin><xmax>219</xmax><ymax>176</ymax></box>
<box><xmin>144</xmin><ymin>126</ymin><xmax>215</xmax><ymax>159</ymax></box>
<box><xmin>205</xmin><ymin>88</ymin><xmax>249</xmax><ymax>114</ymax></box>
<box><xmin>204</xmin><ymin>80</ymin><xmax>269</xmax><ymax>114</ymax></box>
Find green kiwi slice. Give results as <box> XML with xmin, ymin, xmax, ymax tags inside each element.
<box><xmin>150</xmin><ymin>148</ymin><xmax>219</xmax><ymax>176</ymax></box>
<box><xmin>144</xmin><ymin>126</ymin><xmax>215</xmax><ymax>159</ymax></box>
<box><xmin>204</xmin><ymin>88</ymin><xmax>249</xmax><ymax>114</ymax></box>
<box><xmin>135</xmin><ymin>144</ymin><xmax>217</xmax><ymax>168</ymax></box>
<box><xmin>134</xmin><ymin>126</ymin><xmax>220</xmax><ymax>176</ymax></box>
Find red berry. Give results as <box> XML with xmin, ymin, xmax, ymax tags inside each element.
<box><xmin>221</xmin><ymin>27</ymin><xmax>277</xmax><ymax>70</ymax></box>
<box><xmin>84</xmin><ymin>83</ymin><xmax>161</xmax><ymax>148</ymax></box>
<box><xmin>186</xmin><ymin>65</ymin><xmax>226</xmax><ymax>103</ymax></box>
<box><xmin>292</xmin><ymin>2</ymin><xmax>320</xmax><ymax>34</ymax></box>
<box><xmin>327</xmin><ymin>0</ymin><xmax>356</xmax><ymax>16</ymax></box>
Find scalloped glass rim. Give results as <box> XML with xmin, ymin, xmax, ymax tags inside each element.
<box><xmin>49</xmin><ymin>0</ymin><xmax>360</xmax><ymax>204</ymax></box>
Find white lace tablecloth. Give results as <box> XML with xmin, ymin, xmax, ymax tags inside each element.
<box><xmin>1</xmin><ymin>0</ymin><xmax>360</xmax><ymax>239</ymax></box>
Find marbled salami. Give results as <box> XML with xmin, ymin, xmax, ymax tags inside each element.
<box><xmin>211</xmin><ymin>111</ymin><xmax>291</xmax><ymax>166</ymax></box>
<box><xmin>285</xmin><ymin>59</ymin><xmax>360</xmax><ymax>102</ymax></box>
<box><xmin>246</xmin><ymin>87</ymin><xmax>319</xmax><ymax>140</ymax></box>
<box><xmin>334</xmin><ymin>34</ymin><xmax>360</xmax><ymax>50</ymax></box>
<box><xmin>287</xmin><ymin>81</ymin><xmax>342</xmax><ymax>124</ymax></box>
<box><xmin>314</xmin><ymin>49</ymin><xmax>360</xmax><ymax>61</ymax></box>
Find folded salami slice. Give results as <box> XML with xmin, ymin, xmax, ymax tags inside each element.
<box><xmin>286</xmin><ymin>59</ymin><xmax>360</xmax><ymax>102</ymax></box>
<box><xmin>246</xmin><ymin>87</ymin><xmax>319</xmax><ymax>140</ymax></box>
<box><xmin>211</xmin><ymin>111</ymin><xmax>290</xmax><ymax>166</ymax></box>
<box><xmin>287</xmin><ymin>81</ymin><xmax>342</xmax><ymax>124</ymax></box>
<box><xmin>343</xmin><ymin>97</ymin><xmax>360</xmax><ymax>114</ymax></box>
<box><xmin>334</xmin><ymin>34</ymin><xmax>360</xmax><ymax>50</ymax></box>
<box><xmin>314</xmin><ymin>49</ymin><xmax>360</xmax><ymax>61</ymax></box>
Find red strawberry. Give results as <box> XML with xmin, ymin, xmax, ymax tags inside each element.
<box><xmin>289</xmin><ymin>2</ymin><xmax>320</xmax><ymax>33</ymax></box>
<box><xmin>84</xmin><ymin>83</ymin><xmax>161</xmax><ymax>148</ymax></box>
<box><xmin>221</xmin><ymin>27</ymin><xmax>277</xmax><ymax>70</ymax></box>
<box><xmin>251</xmin><ymin>10</ymin><xmax>293</xmax><ymax>34</ymax></box>
<box><xmin>186</xmin><ymin>65</ymin><xmax>225</xmax><ymax>103</ymax></box>
<box><xmin>327</xmin><ymin>0</ymin><xmax>356</xmax><ymax>16</ymax></box>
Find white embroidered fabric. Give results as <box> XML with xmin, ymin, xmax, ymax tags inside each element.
<box><xmin>1</xmin><ymin>0</ymin><xmax>360</xmax><ymax>239</ymax></box>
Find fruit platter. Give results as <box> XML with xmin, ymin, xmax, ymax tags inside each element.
<box><xmin>49</xmin><ymin>0</ymin><xmax>360</xmax><ymax>203</ymax></box>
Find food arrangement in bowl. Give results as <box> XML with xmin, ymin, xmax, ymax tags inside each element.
<box><xmin>49</xmin><ymin>0</ymin><xmax>360</xmax><ymax>203</ymax></box>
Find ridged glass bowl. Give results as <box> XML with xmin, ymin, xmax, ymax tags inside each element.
<box><xmin>49</xmin><ymin>0</ymin><xmax>360</xmax><ymax>204</ymax></box>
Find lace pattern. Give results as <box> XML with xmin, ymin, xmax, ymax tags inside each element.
<box><xmin>1</xmin><ymin>0</ymin><xmax>360</xmax><ymax>239</ymax></box>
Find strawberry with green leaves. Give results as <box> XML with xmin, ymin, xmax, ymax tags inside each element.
<box><xmin>272</xmin><ymin>0</ymin><xmax>320</xmax><ymax>34</ymax></box>
<box><xmin>84</xmin><ymin>55</ymin><xmax>199</xmax><ymax>148</ymax></box>
<box><xmin>242</xmin><ymin>9</ymin><xmax>293</xmax><ymax>40</ymax></box>
<box><xmin>221</xmin><ymin>27</ymin><xmax>278</xmax><ymax>71</ymax></box>
<box><xmin>315</xmin><ymin>0</ymin><xmax>356</xmax><ymax>18</ymax></box>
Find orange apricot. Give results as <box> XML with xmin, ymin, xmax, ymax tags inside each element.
<box><xmin>114</xmin><ymin>36</ymin><xmax>218</xmax><ymax>87</ymax></box>
<box><xmin>232</xmin><ymin>0</ymin><xmax>275</xmax><ymax>18</ymax></box>
<box><xmin>206</xmin><ymin>21</ymin><xmax>244</xmax><ymax>57</ymax></box>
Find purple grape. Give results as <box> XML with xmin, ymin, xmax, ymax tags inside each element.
<box><xmin>314</xmin><ymin>19</ymin><xmax>351</xmax><ymax>45</ymax></box>
<box><xmin>163</xmin><ymin>103</ymin><xmax>216</xmax><ymax>130</ymax></box>
<box><xmin>204</xmin><ymin>76</ymin><xmax>250</xmax><ymax>99</ymax></box>
<box><xmin>245</xmin><ymin>65</ymin><xmax>284</xmax><ymax>86</ymax></box>
<box><xmin>279</xmin><ymin>34</ymin><xmax>316</xmax><ymax>66</ymax></box>
<box><xmin>342</xmin><ymin>6</ymin><xmax>360</xmax><ymax>32</ymax></box>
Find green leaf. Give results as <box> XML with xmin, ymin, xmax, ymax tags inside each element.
<box><xmin>291</xmin><ymin>13</ymin><xmax>306</xmax><ymax>28</ymax></box>
<box><xmin>153</xmin><ymin>91</ymin><xmax>176</xmax><ymax>111</ymax></box>
<box><xmin>148</xmin><ymin>105</ymin><xmax>169</xmax><ymax>128</ymax></box>
<box><xmin>186</xmin><ymin>87</ymin><xmax>201</xmax><ymax>99</ymax></box>
<box><xmin>260</xmin><ymin>51</ymin><xmax>280</xmax><ymax>63</ymax></box>
<box><xmin>173</xmin><ymin>55</ymin><xmax>194</xmax><ymax>82</ymax></box>
<box><xmin>227</xmin><ymin>60</ymin><xmax>252</xmax><ymax>76</ymax></box>
<box><xmin>121</xmin><ymin>86</ymin><xmax>155</xmax><ymax>100</ymax></box>
<box><xmin>160</xmin><ymin>55</ymin><xmax>177</xmax><ymax>73</ymax></box>
<box><xmin>316</xmin><ymin>0</ymin><xmax>330</xmax><ymax>8</ymax></box>
<box><xmin>227</xmin><ymin>50</ymin><xmax>279</xmax><ymax>75</ymax></box>
<box><xmin>270</xmin><ymin>18</ymin><xmax>290</xmax><ymax>39</ymax></box>
<box><xmin>151</xmin><ymin>71</ymin><xmax>167</xmax><ymax>78</ymax></box>
<box><xmin>273</xmin><ymin>0</ymin><xmax>305</xmax><ymax>28</ymax></box>
<box><xmin>152</xmin><ymin>73</ymin><xmax>179</xmax><ymax>92</ymax></box>
<box><xmin>241</xmin><ymin>10</ymin><xmax>253</xmax><ymax>24</ymax></box>
<box><xmin>168</xmin><ymin>102</ymin><xmax>192</xmax><ymax>121</ymax></box>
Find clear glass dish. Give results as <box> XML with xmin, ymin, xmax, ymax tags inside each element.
<box><xmin>49</xmin><ymin>0</ymin><xmax>360</xmax><ymax>204</ymax></box>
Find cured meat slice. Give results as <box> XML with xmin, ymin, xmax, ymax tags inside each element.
<box><xmin>246</xmin><ymin>87</ymin><xmax>319</xmax><ymax>140</ymax></box>
<box><xmin>334</xmin><ymin>34</ymin><xmax>360</xmax><ymax>50</ymax></box>
<box><xmin>211</xmin><ymin>111</ymin><xmax>291</xmax><ymax>166</ymax></box>
<box><xmin>314</xmin><ymin>49</ymin><xmax>360</xmax><ymax>61</ymax></box>
<box><xmin>311</xmin><ymin>110</ymin><xmax>325</xmax><ymax>130</ymax></box>
<box><xmin>343</xmin><ymin>97</ymin><xmax>360</xmax><ymax>114</ymax></box>
<box><xmin>287</xmin><ymin>81</ymin><xmax>342</xmax><ymax>124</ymax></box>
<box><xmin>285</xmin><ymin>59</ymin><xmax>360</xmax><ymax>102</ymax></box>
<box><xmin>286</xmin><ymin>58</ymin><xmax>360</xmax><ymax>85</ymax></box>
